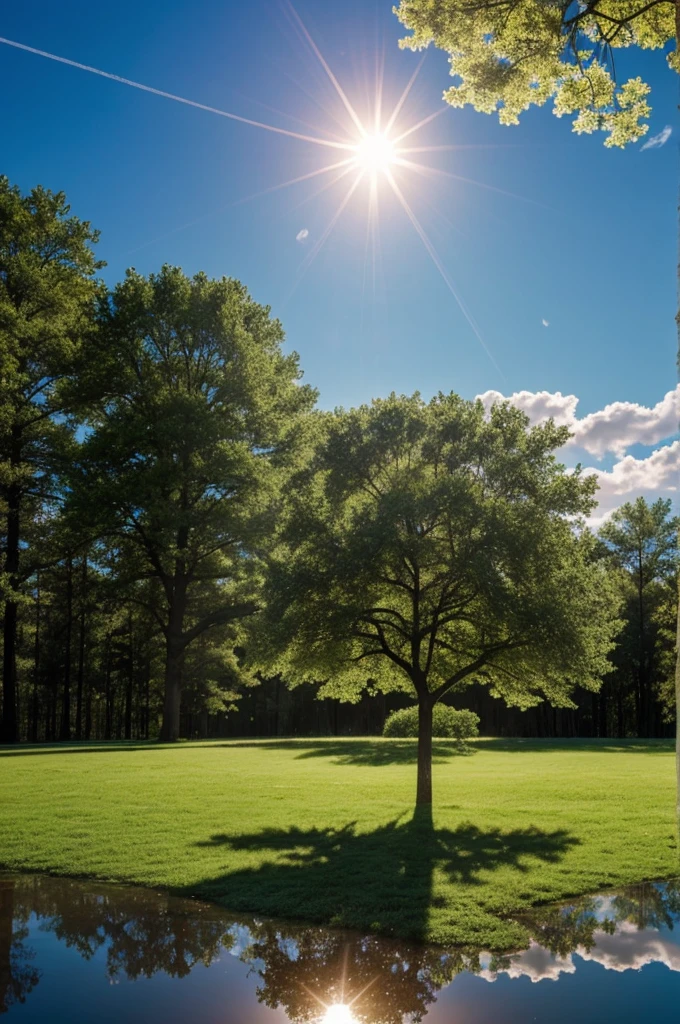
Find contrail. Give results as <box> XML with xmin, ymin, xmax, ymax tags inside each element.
<box><xmin>0</xmin><ymin>35</ymin><xmax>351</xmax><ymax>151</ymax></box>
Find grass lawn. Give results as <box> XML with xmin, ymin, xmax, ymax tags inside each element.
<box><xmin>0</xmin><ymin>737</ymin><xmax>677</xmax><ymax>950</ymax></box>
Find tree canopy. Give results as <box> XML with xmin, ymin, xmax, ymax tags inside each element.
<box><xmin>395</xmin><ymin>0</ymin><xmax>678</xmax><ymax>147</ymax></box>
<box><xmin>251</xmin><ymin>392</ymin><xmax>621</xmax><ymax>801</ymax></box>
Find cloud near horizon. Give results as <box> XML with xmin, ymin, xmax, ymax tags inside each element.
<box><xmin>476</xmin><ymin>386</ymin><xmax>680</xmax><ymax>525</ymax></box>
<box><xmin>476</xmin><ymin>386</ymin><xmax>679</xmax><ymax>457</ymax></box>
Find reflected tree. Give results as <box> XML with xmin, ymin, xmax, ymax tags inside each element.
<box><xmin>0</xmin><ymin>880</ymin><xmax>40</xmax><ymax>1015</ymax></box>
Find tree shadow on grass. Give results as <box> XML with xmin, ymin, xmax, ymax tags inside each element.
<box><xmin>191</xmin><ymin>808</ymin><xmax>579</xmax><ymax>943</ymax></box>
<box><xmin>225</xmin><ymin>739</ymin><xmax>474</xmax><ymax>766</ymax></box>
<box><xmin>475</xmin><ymin>738</ymin><xmax>675</xmax><ymax>755</ymax></box>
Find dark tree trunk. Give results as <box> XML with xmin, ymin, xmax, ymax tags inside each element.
<box><xmin>59</xmin><ymin>555</ymin><xmax>73</xmax><ymax>740</ymax></box>
<box><xmin>75</xmin><ymin>555</ymin><xmax>87</xmax><ymax>741</ymax></box>
<box><xmin>30</xmin><ymin>570</ymin><xmax>41</xmax><ymax>743</ymax></box>
<box><xmin>144</xmin><ymin>657</ymin><xmax>150</xmax><ymax>740</ymax></box>
<box><xmin>104</xmin><ymin>637</ymin><xmax>113</xmax><ymax>740</ymax></box>
<box><xmin>124</xmin><ymin>611</ymin><xmax>133</xmax><ymax>740</ymax></box>
<box><xmin>0</xmin><ymin>429</ymin><xmax>21</xmax><ymax>744</ymax></box>
<box><xmin>85</xmin><ymin>682</ymin><xmax>92</xmax><ymax>741</ymax></box>
<box><xmin>159</xmin><ymin>644</ymin><xmax>183</xmax><ymax>742</ymax></box>
<box><xmin>416</xmin><ymin>696</ymin><xmax>434</xmax><ymax>805</ymax></box>
<box><xmin>159</xmin><ymin>592</ymin><xmax>186</xmax><ymax>742</ymax></box>
<box><xmin>598</xmin><ymin>683</ymin><xmax>607</xmax><ymax>738</ymax></box>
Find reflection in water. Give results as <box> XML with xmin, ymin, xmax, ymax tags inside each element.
<box><xmin>0</xmin><ymin>874</ymin><xmax>679</xmax><ymax>1021</ymax></box>
<box><xmin>0</xmin><ymin>881</ymin><xmax>39</xmax><ymax>1014</ymax></box>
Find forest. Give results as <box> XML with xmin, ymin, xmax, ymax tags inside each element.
<box><xmin>1</xmin><ymin>175</ymin><xmax>678</xmax><ymax>749</ymax></box>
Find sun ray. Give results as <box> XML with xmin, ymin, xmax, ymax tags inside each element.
<box><xmin>394</xmin><ymin>157</ymin><xmax>551</xmax><ymax>209</ymax></box>
<box><xmin>383</xmin><ymin>55</ymin><xmax>426</xmax><ymax>137</ymax></box>
<box><xmin>0</xmin><ymin>36</ymin><xmax>354</xmax><ymax>152</ymax></box>
<box><xmin>347</xmin><ymin>973</ymin><xmax>380</xmax><ymax>1008</ymax></box>
<box><xmin>289</xmin><ymin>162</ymin><xmax>358</xmax><ymax>214</ymax></box>
<box><xmin>235</xmin><ymin>157</ymin><xmax>356</xmax><ymax>206</ymax></box>
<box><xmin>391</xmin><ymin>106</ymin><xmax>449</xmax><ymax>144</ymax></box>
<box><xmin>396</xmin><ymin>143</ymin><xmax>531</xmax><ymax>154</ymax></box>
<box><xmin>299</xmin><ymin>170</ymin><xmax>365</xmax><ymax>275</ymax></box>
<box><xmin>374</xmin><ymin>44</ymin><xmax>386</xmax><ymax>133</ymax></box>
<box><xmin>283</xmin><ymin>1</ymin><xmax>367</xmax><ymax>138</ymax></box>
<box><xmin>385</xmin><ymin>169</ymin><xmax>503</xmax><ymax>376</ymax></box>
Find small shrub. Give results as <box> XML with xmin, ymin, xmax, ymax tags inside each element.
<box><xmin>383</xmin><ymin>705</ymin><xmax>480</xmax><ymax>741</ymax></box>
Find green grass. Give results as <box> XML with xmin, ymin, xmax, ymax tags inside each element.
<box><xmin>0</xmin><ymin>737</ymin><xmax>677</xmax><ymax>950</ymax></box>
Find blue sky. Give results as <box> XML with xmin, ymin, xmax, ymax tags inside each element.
<box><xmin>2</xmin><ymin>0</ymin><xmax>678</xmax><ymax>515</ymax></box>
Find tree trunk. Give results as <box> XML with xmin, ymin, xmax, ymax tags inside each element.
<box><xmin>30</xmin><ymin>569</ymin><xmax>41</xmax><ymax>743</ymax></box>
<box><xmin>104</xmin><ymin>636</ymin><xmax>112</xmax><ymax>740</ymax></box>
<box><xmin>75</xmin><ymin>555</ymin><xmax>87</xmax><ymax>740</ymax></box>
<box><xmin>59</xmin><ymin>555</ymin><xmax>73</xmax><ymax>740</ymax></box>
<box><xmin>124</xmin><ymin>611</ymin><xmax>133</xmax><ymax>741</ymax></box>
<box><xmin>0</xmin><ymin>429</ymin><xmax>21</xmax><ymax>744</ymax></box>
<box><xmin>159</xmin><ymin>644</ymin><xmax>183</xmax><ymax>741</ymax></box>
<box><xmin>416</xmin><ymin>696</ymin><xmax>434</xmax><ymax>805</ymax></box>
<box><xmin>159</xmin><ymin>592</ymin><xmax>186</xmax><ymax>742</ymax></box>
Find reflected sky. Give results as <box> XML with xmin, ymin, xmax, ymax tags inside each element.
<box><xmin>1</xmin><ymin>874</ymin><xmax>679</xmax><ymax>1022</ymax></box>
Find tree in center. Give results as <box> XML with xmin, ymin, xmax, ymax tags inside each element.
<box><xmin>253</xmin><ymin>393</ymin><xmax>620</xmax><ymax>804</ymax></box>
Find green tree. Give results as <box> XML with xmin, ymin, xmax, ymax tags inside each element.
<box><xmin>395</xmin><ymin>1</ymin><xmax>678</xmax><ymax>148</ymax></box>
<box><xmin>252</xmin><ymin>393</ymin><xmax>620</xmax><ymax>804</ymax></box>
<box><xmin>394</xmin><ymin>0</ymin><xmax>680</xmax><ymax>805</ymax></box>
<box><xmin>75</xmin><ymin>266</ymin><xmax>315</xmax><ymax>742</ymax></box>
<box><xmin>598</xmin><ymin>497</ymin><xmax>678</xmax><ymax>735</ymax></box>
<box><xmin>0</xmin><ymin>177</ymin><xmax>101</xmax><ymax>743</ymax></box>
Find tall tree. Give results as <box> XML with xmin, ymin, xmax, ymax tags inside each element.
<box><xmin>0</xmin><ymin>177</ymin><xmax>101</xmax><ymax>743</ymax></box>
<box><xmin>252</xmin><ymin>393</ymin><xmax>620</xmax><ymax>804</ymax></box>
<box><xmin>598</xmin><ymin>497</ymin><xmax>679</xmax><ymax>735</ymax></box>
<box><xmin>75</xmin><ymin>266</ymin><xmax>315</xmax><ymax>742</ymax></box>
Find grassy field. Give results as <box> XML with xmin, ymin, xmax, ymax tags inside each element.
<box><xmin>0</xmin><ymin>737</ymin><xmax>677</xmax><ymax>950</ymax></box>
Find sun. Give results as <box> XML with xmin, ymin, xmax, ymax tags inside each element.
<box><xmin>353</xmin><ymin>133</ymin><xmax>396</xmax><ymax>173</ymax></box>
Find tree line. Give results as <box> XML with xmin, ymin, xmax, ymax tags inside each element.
<box><xmin>1</xmin><ymin>176</ymin><xmax>678</xmax><ymax>798</ymax></box>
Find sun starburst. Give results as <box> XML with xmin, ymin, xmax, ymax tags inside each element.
<box><xmin>0</xmin><ymin>0</ymin><xmax>527</xmax><ymax>373</ymax></box>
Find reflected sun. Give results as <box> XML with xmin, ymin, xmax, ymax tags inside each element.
<box><xmin>322</xmin><ymin>1005</ymin><xmax>356</xmax><ymax>1024</ymax></box>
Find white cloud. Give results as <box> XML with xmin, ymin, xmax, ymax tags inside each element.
<box><xmin>585</xmin><ymin>440</ymin><xmax>680</xmax><ymax>507</ymax></box>
<box><xmin>542</xmin><ymin>318</ymin><xmax>549</xmax><ymax>327</ymax></box>
<box><xmin>296</xmin><ymin>228</ymin><xmax>309</xmax><ymax>242</ymax></box>
<box><xmin>476</xmin><ymin>386</ymin><xmax>680</xmax><ymax>458</ymax></box>
<box><xmin>641</xmin><ymin>125</ymin><xmax>672</xmax><ymax>151</ymax></box>
<box><xmin>476</xmin><ymin>387</ymin><xmax>680</xmax><ymax>525</ymax></box>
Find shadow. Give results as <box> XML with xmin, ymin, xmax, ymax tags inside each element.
<box><xmin>223</xmin><ymin>738</ymin><xmax>474</xmax><ymax>766</ymax></box>
<box><xmin>0</xmin><ymin>741</ymin><xmax>167</xmax><ymax>758</ymax></box>
<box><xmin>192</xmin><ymin>808</ymin><xmax>579</xmax><ymax>942</ymax></box>
<box><xmin>474</xmin><ymin>738</ymin><xmax>675</xmax><ymax>755</ymax></box>
<box><xmin>1</xmin><ymin>737</ymin><xmax>673</xmax><ymax>758</ymax></box>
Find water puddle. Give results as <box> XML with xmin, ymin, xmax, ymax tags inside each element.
<box><xmin>1</xmin><ymin>873</ymin><xmax>677</xmax><ymax>1021</ymax></box>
